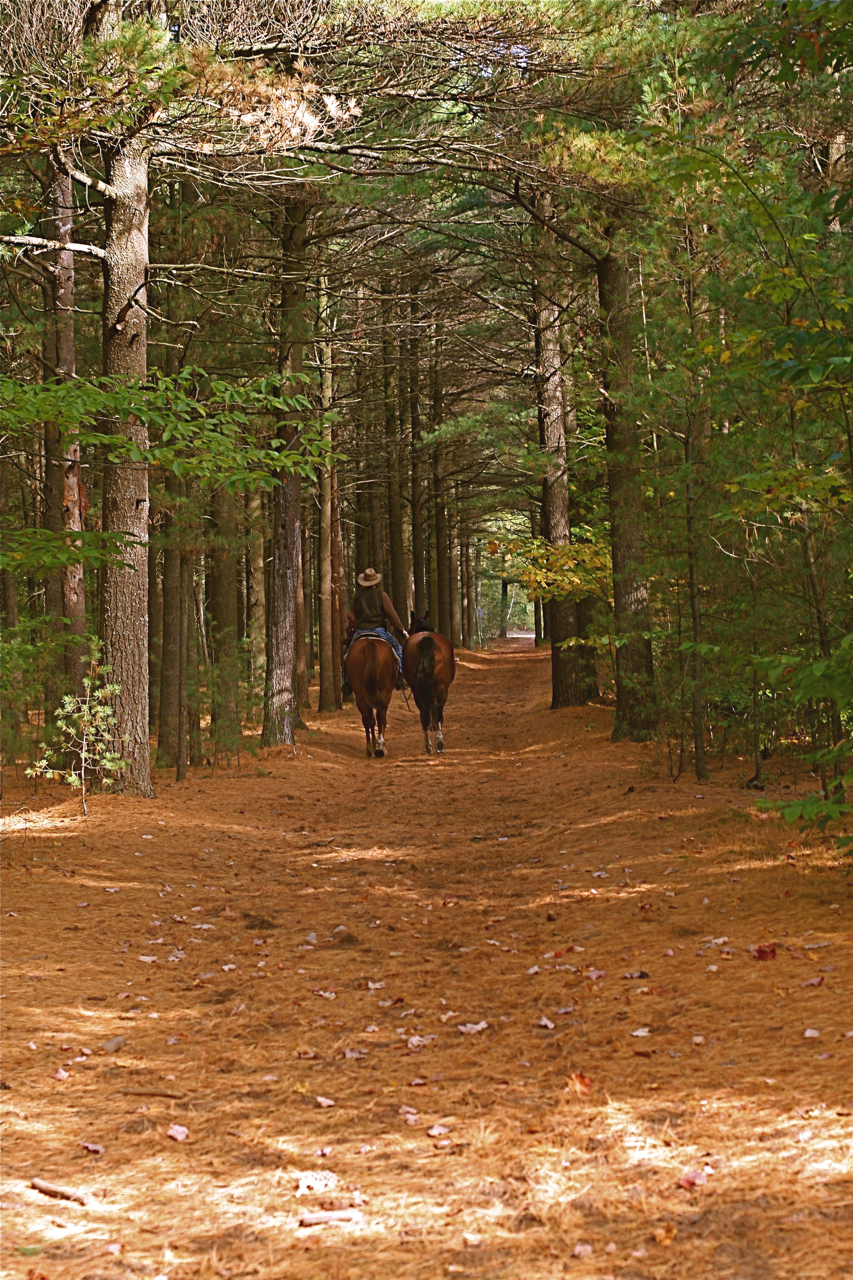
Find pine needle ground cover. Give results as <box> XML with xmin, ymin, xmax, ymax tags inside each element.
<box><xmin>1</xmin><ymin>643</ymin><xmax>851</xmax><ymax>1280</ymax></box>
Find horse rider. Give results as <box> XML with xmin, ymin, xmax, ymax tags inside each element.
<box><xmin>346</xmin><ymin>567</ymin><xmax>408</xmax><ymax>692</ymax></box>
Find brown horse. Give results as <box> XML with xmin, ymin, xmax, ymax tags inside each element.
<box><xmin>402</xmin><ymin>613</ymin><xmax>456</xmax><ymax>755</ymax></box>
<box><xmin>345</xmin><ymin>632</ymin><xmax>398</xmax><ymax>758</ymax></box>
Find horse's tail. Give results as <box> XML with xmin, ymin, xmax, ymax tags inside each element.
<box><xmin>416</xmin><ymin>634</ymin><xmax>436</xmax><ymax>728</ymax></box>
<box><xmin>362</xmin><ymin>640</ymin><xmax>381</xmax><ymax>703</ymax></box>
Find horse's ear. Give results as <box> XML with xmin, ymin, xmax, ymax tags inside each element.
<box><xmin>424</xmin><ymin>609</ymin><xmax>430</xmax><ymax>622</ymax></box>
<box><xmin>409</xmin><ymin>611</ymin><xmax>416</xmax><ymax>631</ymax></box>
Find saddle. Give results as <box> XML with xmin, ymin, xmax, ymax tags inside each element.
<box><xmin>347</xmin><ymin>627</ymin><xmax>395</xmax><ymax>652</ymax></box>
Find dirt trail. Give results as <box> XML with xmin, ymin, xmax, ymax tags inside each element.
<box><xmin>1</xmin><ymin>641</ymin><xmax>852</xmax><ymax>1280</ymax></box>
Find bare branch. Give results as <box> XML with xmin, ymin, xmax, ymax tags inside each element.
<box><xmin>0</xmin><ymin>233</ymin><xmax>106</xmax><ymax>259</ymax></box>
<box><xmin>50</xmin><ymin>145</ymin><xmax>118</xmax><ymax>201</ymax></box>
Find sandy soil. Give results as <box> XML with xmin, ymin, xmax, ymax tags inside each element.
<box><xmin>1</xmin><ymin>640</ymin><xmax>852</xmax><ymax>1280</ymax></box>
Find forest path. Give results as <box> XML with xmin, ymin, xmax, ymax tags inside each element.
<box><xmin>1</xmin><ymin>641</ymin><xmax>852</xmax><ymax>1279</ymax></box>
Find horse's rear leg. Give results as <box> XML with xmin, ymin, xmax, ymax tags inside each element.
<box><xmin>433</xmin><ymin>704</ymin><xmax>445</xmax><ymax>754</ymax></box>
<box><xmin>374</xmin><ymin>706</ymin><xmax>387</xmax><ymax>759</ymax></box>
<box><xmin>423</xmin><ymin>730</ymin><xmax>432</xmax><ymax>755</ymax></box>
<box><xmin>362</xmin><ymin>709</ymin><xmax>375</xmax><ymax>758</ymax></box>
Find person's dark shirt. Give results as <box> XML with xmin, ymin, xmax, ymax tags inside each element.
<box><xmin>353</xmin><ymin>585</ymin><xmax>405</xmax><ymax>633</ymax></box>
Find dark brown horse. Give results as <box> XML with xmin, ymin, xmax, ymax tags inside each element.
<box><xmin>345</xmin><ymin>629</ymin><xmax>398</xmax><ymax>758</ymax></box>
<box><xmin>402</xmin><ymin>613</ymin><xmax>456</xmax><ymax>755</ymax></box>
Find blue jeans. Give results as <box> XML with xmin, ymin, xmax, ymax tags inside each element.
<box><xmin>350</xmin><ymin>626</ymin><xmax>403</xmax><ymax>672</ymax></box>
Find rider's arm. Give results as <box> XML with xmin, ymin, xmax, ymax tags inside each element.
<box><xmin>380</xmin><ymin>592</ymin><xmax>406</xmax><ymax>634</ymax></box>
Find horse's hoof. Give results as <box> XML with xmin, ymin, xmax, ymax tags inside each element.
<box><xmin>424</xmin><ymin>744</ymin><xmax>433</xmax><ymax>755</ymax></box>
<box><xmin>365</xmin><ymin>747</ymin><xmax>373</xmax><ymax>758</ymax></box>
<box><xmin>374</xmin><ymin>747</ymin><xmax>385</xmax><ymax>759</ymax></box>
<box><xmin>435</xmin><ymin>740</ymin><xmax>445</xmax><ymax>754</ymax></box>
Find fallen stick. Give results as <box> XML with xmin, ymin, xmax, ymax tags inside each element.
<box><xmin>118</xmin><ymin>1089</ymin><xmax>186</xmax><ymax>1099</ymax></box>
<box><xmin>299</xmin><ymin>1209</ymin><xmax>362</xmax><ymax>1227</ymax></box>
<box><xmin>31</xmin><ymin>1178</ymin><xmax>91</xmax><ymax>1206</ymax></box>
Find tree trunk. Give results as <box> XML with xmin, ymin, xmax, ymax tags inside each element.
<box><xmin>99</xmin><ymin>137</ymin><xmax>153</xmax><ymax>795</ymax></box>
<box><xmin>382</xmin><ymin>283</ymin><xmax>407</xmax><ymax>620</ymax></box>
<box><xmin>532</xmin><ymin>226</ymin><xmax>584</xmax><ymax>709</ymax></box>
<box><xmin>317</xmin><ymin>277</ymin><xmax>335</xmax><ymax>712</ymax></box>
<box><xmin>157</xmin><ymin>472</ymin><xmax>180</xmax><ymax>765</ymax></box>
<box><xmin>43</xmin><ymin>158</ymin><xmax>87</xmax><ymax>699</ymax></box>
<box><xmin>409</xmin><ymin>287</ymin><xmax>426</xmax><ymax>620</ymax></box>
<box><xmin>597</xmin><ymin>241</ymin><xmax>656</xmax><ymax>741</ymax></box>
<box><xmin>432</xmin><ymin>332</ymin><xmax>450</xmax><ymax>638</ymax></box>
<box><xmin>263</xmin><ymin>194</ymin><xmax>309</xmax><ymax>746</ymax></box>
<box><xmin>147</xmin><ymin>519</ymin><xmax>162</xmax><ymax>731</ymax></box>
<box><xmin>176</xmin><ymin>547</ymin><xmax>189</xmax><ymax>782</ymax></box>
<box><xmin>449</xmin><ymin>478</ymin><xmax>462</xmax><ymax>649</ymax></box>
<box><xmin>210</xmin><ymin>485</ymin><xmax>240</xmax><ymax>757</ymax></box>
<box><xmin>684</xmin><ymin>432</ymin><xmax>709</xmax><ymax>780</ymax></box>
<box><xmin>500</xmin><ymin>576</ymin><xmax>509</xmax><ymax>638</ymax></box>
<box><xmin>245</xmin><ymin>489</ymin><xmax>266</xmax><ymax>704</ymax></box>
<box><xmin>331</xmin><ymin>458</ymin><xmax>348</xmax><ymax>707</ymax></box>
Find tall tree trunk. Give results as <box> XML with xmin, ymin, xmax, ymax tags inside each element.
<box><xmin>157</xmin><ymin>472</ymin><xmax>181</xmax><ymax>765</ymax></box>
<box><xmin>597</xmin><ymin>241</ymin><xmax>656</xmax><ymax>741</ymax></box>
<box><xmin>409</xmin><ymin>286</ymin><xmax>426</xmax><ymax>620</ymax></box>
<box><xmin>245</xmin><ymin>489</ymin><xmax>266</xmax><ymax>703</ymax></box>
<box><xmin>295</xmin><ymin>530</ymin><xmax>310</xmax><ymax>709</ymax></box>
<box><xmin>331</xmin><ymin>458</ymin><xmax>347</xmax><ymax>707</ymax></box>
<box><xmin>42</xmin><ymin>158</ymin><xmax>87</xmax><ymax>699</ymax></box>
<box><xmin>685</xmin><ymin>432</ymin><xmax>708</xmax><ymax>781</ymax></box>
<box><xmin>148</xmin><ymin>515</ymin><xmax>162</xmax><ymax>731</ymax></box>
<box><xmin>449</xmin><ymin>476</ymin><xmax>462</xmax><ymax>649</ymax></box>
<box><xmin>263</xmin><ymin>194</ymin><xmax>309</xmax><ymax>746</ymax></box>
<box><xmin>210</xmin><ymin>485</ymin><xmax>240</xmax><ymax>757</ymax></box>
<box><xmin>317</xmin><ymin>277</ymin><xmax>335</xmax><ymax>712</ymax></box>
<box><xmin>99</xmin><ymin>137</ymin><xmax>153</xmax><ymax>795</ymax></box>
<box><xmin>432</xmin><ymin>330</ymin><xmax>451</xmax><ymax>638</ymax></box>
<box><xmin>532</xmin><ymin>225</ymin><xmax>584</xmax><ymax>709</ymax></box>
<box><xmin>176</xmin><ymin>545</ymin><xmax>189</xmax><ymax>782</ymax></box>
<box><xmin>382</xmin><ymin>283</ymin><xmax>406</xmax><ymax>620</ymax></box>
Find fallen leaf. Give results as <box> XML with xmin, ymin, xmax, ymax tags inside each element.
<box><xmin>573</xmin><ymin>1242</ymin><xmax>593</xmax><ymax>1257</ymax></box>
<box><xmin>538</xmin><ymin>1015</ymin><xmax>555</xmax><ymax>1030</ymax></box>
<box><xmin>678</xmin><ymin>1169</ymin><xmax>706</xmax><ymax>1190</ymax></box>
<box><xmin>81</xmin><ymin>1142</ymin><xmax>104</xmax><ymax>1154</ymax></box>
<box><xmin>53</xmin><ymin>1068</ymin><xmax>69</xmax><ymax>1080</ymax></box>
<box><xmin>567</xmin><ymin>1071</ymin><xmax>592</xmax><ymax>1095</ymax></box>
<box><xmin>801</xmin><ymin>976</ymin><xmax>824</xmax><ymax>988</ymax></box>
<box><xmin>167</xmin><ymin>1124</ymin><xmax>188</xmax><ymax>1142</ymax></box>
<box><xmin>457</xmin><ymin>1022</ymin><xmax>488</xmax><ymax>1035</ymax></box>
<box><xmin>631</xmin><ymin>1027</ymin><xmax>651</xmax><ymax>1038</ymax></box>
<box><xmin>585</xmin><ymin>968</ymin><xmax>606</xmax><ymax>981</ymax></box>
<box><xmin>749</xmin><ymin>942</ymin><xmax>776</xmax><ymax>961</ymax></box>
<box><xmin>104</xmin><ymin>1243</ymin><xmax>122</xmax><ymax>1256</ymax></box>
<box><xmin>137</xmin><ymin>956</ymin><xmax>157</xmax><ymax>964</ymax></box>
<box><xmin>804</xmin><ymin>1028</ymin><xmax>821</xmax><ymax>1039</ymax></box>
<box><xmin>692</xmin><ymin>1035</ymin><xmax>706</xmax><ymax>1047</ymax></box>
<box><xmin>652</xmin><ymin>1223</ymin><xmax>678</xmax><ymax>1245</ymax></box>
<box><xmin>316</xmin><ymin>1096</ymin><xmax>336</xmax><ymax>1108</ymax></box>
<box><xmin>428</xmin><ymin>1124</ymin><xmax>449</xmax><ymax>1137</ymax></box>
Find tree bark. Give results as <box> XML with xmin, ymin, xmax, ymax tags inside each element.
<box><xmin>532</xmin><ymin>223</ymin><xmax>585</xmax><ymax>709</ymax></box>
<box><xmin>432</xmin><ymin>331</ymin><xmax>451</xmax><ymax>638</ymax></box>
<box><xmin>317</xmin><ymin>277</ymin><xmax>335</xmax><ymax>712</ymax></box>
<box><xmin>330</xmin><ymin>458</ymin><xmax>347</xmax><ymax>707</ymax></box>
<box><xmin>156</xmin><ymin>471</ymin><xmax>181</xmax><ymax>765</ymax></box>
<box><xmin>210</xmin><ymin>485</ymin><xmax>241</xmax><ymax>757</ymax></box>
<box><xmin>448</xmin><ymin>476</ymin><xmax>463</xmax><ymax>649</ymax></box>
<box><xmin>597</xmin><ymin>241</ymin><xmax>656</xmax><ymax>741</ymax></box>
<box><xmin>409</xmin><ymin>287</ymin><xmax>426</xmax><ymax>619</ymax></box>
<box><xmin>42</xmin><ymin>158</ymin><xmax>87</xmax><ymax>698</ymax></box>
<box><xmin>99</xmin><ymin>137</ymin><xmax>153</xmax><ymax>795</ymax></box>
<box><xmin>262</xmin><ymin>194</ymin><xmax>309</xmax><ymax>746</ymax></box>
<box><xmin>147</xmin><ymin>517</ymin><xmax>162</xmax><ymax>731</ymax></box>
<box><xmin>382</xmin><ymin>283</ymin><xmax>407</xmax><ymax>620</ymax></box>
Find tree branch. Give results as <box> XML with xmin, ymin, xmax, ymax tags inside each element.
<box><xmin>0</xmin><ymin>234</ymin><xmax>106</xmax><ymax>260</ymax></box>
<box><xmin>50</xmin><ymin>145</ymin><xmax>118</xmax><ymax>201</ymax></box>
<box><xmin>508</xmin><ymin>178</ymin><xmax>604</xmax><ymax>264</ymax></box>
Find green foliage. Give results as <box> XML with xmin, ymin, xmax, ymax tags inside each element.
<box><xmin>26</xmin><ymin>642</ymin><xmax>127</xmax><ymax>815</ymax></box>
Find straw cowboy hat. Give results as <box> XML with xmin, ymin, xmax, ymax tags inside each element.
<box><xmin>357</xmin><ymin>567</ymin><xmax>383</xmax><ymax>588</ymax></box>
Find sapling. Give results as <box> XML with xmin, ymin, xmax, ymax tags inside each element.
<box><xmin>27</xmin><ymin>642</ymin><xmax>127</xmax><ymax>814</ymax></box>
